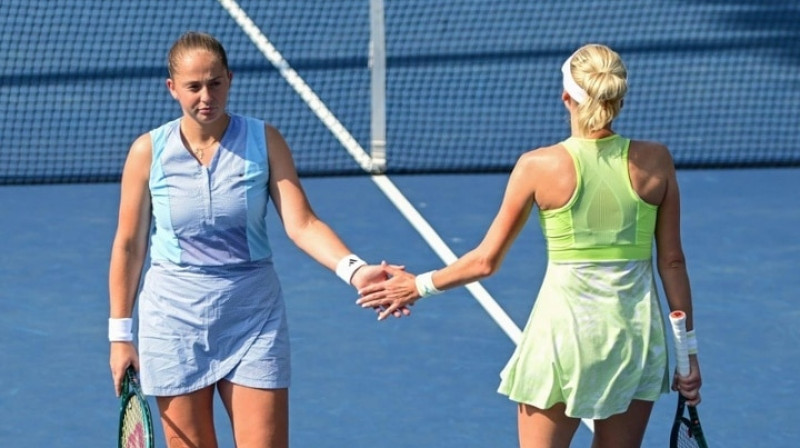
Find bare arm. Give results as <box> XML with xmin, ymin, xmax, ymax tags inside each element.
<box><xmin>652</xmin><ymin>147</ymin><xmax>702</xmax><ymax>405</ymax></box>
<box><xmin>653</xmin><ymin>150</ymin><xmax>693</xmax><ymax>329</ymax></box>
<box><xmin>432</xmin><ymin>154</ymin><xmax>536</xmax><ymax>289</ymax></box>
<box><xmin>108</xmin><ymin>133</ymin><xmax>152</xmax><ymax>394</ymax></box>
<box><xmin>265</xmin><ymin>125</ymin><xmax>403</xmax><ymax>306</ymax></box>
<box><xmin>358</xmin><ymin>152</ymin><xmax>539</xmax><ymax>319</ymax></box>
<box><xmin>266</xmin><ymin>126</ymin><xmax>355</xmax><ymax>270</ymax></box>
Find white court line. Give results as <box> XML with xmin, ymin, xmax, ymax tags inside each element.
<box><xmin>215</xmin><ymin>0</ymin><xmax>521</xmax><ymax>344</ymax></box>
<box><xmin>371</xmin><ymin>175</ymin><xmax>522</xmax><ymax>344</ymax></box>
<box><xmin>218</xmin><ymin>0</ymin><xmax>594</xmax><ymax>433</ymax></box>
<box><xmin>217</xmin><ymin>0</ymin><xmax>377</xmax><ymax>173</ymax></box>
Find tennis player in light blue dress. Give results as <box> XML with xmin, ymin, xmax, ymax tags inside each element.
<box><xmin>139</xmin><ymin>113</ymin><xmax>289</xmax><ymax>396</ymax></box>
<box><xmin>357</xmin><ymin>44</ymin><xmax>703</xmax><ymax>448</ymax></box>
<box><xmin>108</xmin><ymin>32</ymin><xmax>406</xmax><ymax>448</ymax></box>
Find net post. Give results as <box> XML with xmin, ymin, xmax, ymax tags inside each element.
<box><xmin>369</xmin><ymin>0</ymin><xmax>387</xmax><ymax>174</ymax></box>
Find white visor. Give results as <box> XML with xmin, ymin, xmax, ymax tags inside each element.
<box><xmin>561</xmin><ymin>55</ymin><xmax>588</xmax><ymax>104</ymax></box>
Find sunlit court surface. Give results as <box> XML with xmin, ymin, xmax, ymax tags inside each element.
<box><xmin>1</xmin><ymin>168</ymin><xmax>798</xmax><ymax>447</ymax></box>
<box><xmin>1</xmin><ymin>0</ymin><xmax>799</xmax><ymax>446</ymax></box>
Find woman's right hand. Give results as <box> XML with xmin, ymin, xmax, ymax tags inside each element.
<box><xmin>110</xmin><ymin>342</ymin><xmax>139</xmax><ymax>397</ymax></box>
<box><xmin>357</xmin><ymin>265</ymin><xmax>421</xmax><ymax>320</ymax></box>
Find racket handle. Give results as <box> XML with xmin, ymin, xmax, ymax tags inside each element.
<box><xmin>669</xmin><ymin>310</ymin><xmax>691</xmax><ymax>377</ymax></box>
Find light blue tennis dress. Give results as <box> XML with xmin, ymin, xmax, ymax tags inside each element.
<box><xmin>137</xmin><ymin>114</ymin><xmax>290</xmax><ymax>396</ymax></box>
<box><xmin>497</xmin><ymin>135</ymin><xmax>670</xmax><ymax>419</ymax></box>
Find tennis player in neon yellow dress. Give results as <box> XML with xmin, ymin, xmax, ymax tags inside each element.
<box><xmin>358</xmin><ymin>44</ymin><xmax>703</xmax><ymax>448</ymax></box>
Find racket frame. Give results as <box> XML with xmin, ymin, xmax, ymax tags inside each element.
<box><xmin>118</xmin><ymin>367</ymin><xmax>155</xmax><ymax>448</ymax></box>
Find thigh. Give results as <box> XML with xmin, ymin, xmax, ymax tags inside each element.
<box><xmin>517</xmin><ymin>402</ymin><xmax>581</xmax><ymax>448</ymax></box>
<box><xmin>155</xmin><ymin>385</ymin><xmax>218</xmax><ymax>448</ymax></box>
<box><xmin>218</xmin><ymin>380</ymin><xmax>289</xmax><ymax>448</ymax></box>
<box><xmin>591</xmin><ymin>399</ymin><xmax>654</xmax><ymax>448</ymax></box>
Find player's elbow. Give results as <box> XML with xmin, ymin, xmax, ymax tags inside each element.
<box><xmin>284</xmin><ymin>215</ymin><xmax>317</xmax><ymax>245</ymax></box>
<box><xmin>468</xmin><ymin>253</ymin><xmax>500</xmax><ymax>279</ymax></box>
<box><xmin>112</xmin><ymin>234</ymin><xmax>147</xmax><ymax>260</ymax></box>
<box><xmin>285</xmin><ymin>227</ymin><xmax>303</xmax><ymax>245</ymax></box>
<box><xmin>657</xmin><ymin>251</ymin><xmax>687</xmax><ymax>274</ymax></box>
<box><xmin>476</xmin><ymin>260</ymin><xmax>497</xmax><ymax>279</ymax></box>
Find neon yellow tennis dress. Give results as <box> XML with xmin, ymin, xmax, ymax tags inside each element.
<box><xmin>497</xmin><ymin>134</ymin><xmax>669</xmax><ymax>419</ymax></box>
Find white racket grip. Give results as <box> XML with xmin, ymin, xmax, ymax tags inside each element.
<box><xmin>669</xmin><ymin>310</ymin><xmax>691</xmax><ymax>377</ymax></box>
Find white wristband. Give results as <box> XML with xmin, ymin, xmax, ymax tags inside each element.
<box><xmin>335</xmin><ymin>254</ymin><xmax>367</xmax><ymax>285</ymax></box>
<box><xmin>108</xmin><ymin>318</ymin><xmax>133</xmax><ymax>342</ymax></box>
<box><xmin>686</xmin><ymin>329</ymin><xmax>698</xmax><ymax>355</ymax></box>
<box><xmin>415</xmin><ymin>271</ymin><xmax>442</xmax><ymax>298</ymax></box>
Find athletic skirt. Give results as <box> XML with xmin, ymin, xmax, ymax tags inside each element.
<box><xmin>497</xmin><ymin>260</ymin><xmax>669</xmax><ymax>419</ymax></box>
<box><xmin>137</xmin><ymin>258</ymin><xmax>290</xmax><ymax>396</ymax></box>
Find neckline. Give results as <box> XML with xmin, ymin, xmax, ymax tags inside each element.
<box><xmin>568</xmin><ymin>133</ymin><xmax>620</xmax><ymax>144</ymax></box>
<box><xmin>180</xmin><ymin>114</ymin><xmax>233</xmax><ymax>167</ymax></box>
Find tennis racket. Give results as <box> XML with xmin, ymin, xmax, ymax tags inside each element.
<box><xmin>118</xmin><ymin>366</ymin><xmax>155</xmax><ymax>448</ymax></box>
<box><xmin>669</xmin><ymin>310</ymin><xmax>708</xmax><ymax>448</ymax></box>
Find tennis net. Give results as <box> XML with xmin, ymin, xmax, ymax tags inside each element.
<box><xmin>2</xmin><ymin>0</ymin><xmax>798</xmax><ymax>184</ymax></box>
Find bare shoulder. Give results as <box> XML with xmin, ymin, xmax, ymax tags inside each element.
<box><xmin>264</xmin><ymin>123</ymin><xmax>300</xmax><ymax>182</ymax></box>
<box><xmin>129</xmin><ymin>132</ymin><xmax>152</xmax><ymax>154</ymax></box>
<box><xmin>265</xmin><ymin>124</ymin><xmax>290</xmax><ymax>153</ymax></box>
<box><xmin>265</xmin><ymin>123</ymin><xmax>279</xmax><ymax>137</ymax></box>
<box><xmin>516</xmin><ymin>142</ymin><xmax>572</xmax><ymax>172</ymax></box>
<box><xmin>118</xmin><ymin>132</ymin><xmax>153</xmax><ymax>187</ymax></box>
<box><xmin>629</xmin><ymin>139</ymin><xmax>674</xmax><ymax>171</ymax></box>
<box><xmin>515</xmin><ymin>143</ymin><xmax>575</xmax><ymax>209</ymax></box>
<box><xmin>265</xmin><ymin>123</ymin><xmax>285</xmax><ymax>140</ymax></box>
<box><xmin>124</xmin><ymin>132</ymin><xmax>153</xmax><ymax>170</ymax></box>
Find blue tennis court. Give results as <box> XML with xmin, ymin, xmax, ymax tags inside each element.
<box><xmin>2</xmin><ymin>1</ymin><xmax>799</xmax><ymax>446</ymax></box>
<box><xmin>1</xmin><ymin>167</ymin><xmax>798</xmax><ymax>447</ymax></box>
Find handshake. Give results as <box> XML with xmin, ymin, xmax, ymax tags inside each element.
<box><xmin>349</xmin><ymin>261</ymin><xmax>441</xmax><ymax>321</ymax></box>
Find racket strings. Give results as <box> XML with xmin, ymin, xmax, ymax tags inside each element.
<box><xmin>121</xmin><ymin>398</ymin><xmax>146</xmax><ymax>448</ymax></box>
<box><xmin>676</xmin><ymin>420</ymin><xmax>701</xmax><ymax>448</ymax></box>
